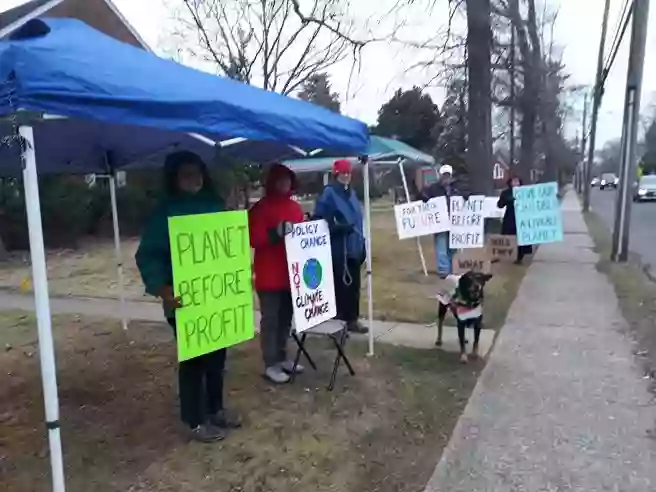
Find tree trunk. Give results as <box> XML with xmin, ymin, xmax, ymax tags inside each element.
<box><xmin>508</xmin><ymin>0</ymin><xmax>539</xmax><ymax>184</ymax></box>
<box><xmin>465</xmin><ymin>0</ymin><xmax>494</xmax><ymax>195</ymax></box>
<box><xmin>0</xmin><ymin>235</ymin><xmax>7</xmax><ymax>261</ymax></box>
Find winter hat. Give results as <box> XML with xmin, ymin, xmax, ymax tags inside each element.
<box><xmin>439</xmin><ymin>164</ymin><xmax>453</xmax><ymax>175</ymax></box>
<box><xmin>333</xmin><ymin>159</ymin><xmax>352</xmax><ymax>174</ymax></box>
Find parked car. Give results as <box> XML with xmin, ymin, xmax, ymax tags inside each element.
<box><xmin>633</xmin><ymin>175</ymin><xmax>656</xmax><ymax>202</ymax></box>
<box><xmin>600</xmin><ymin>173</ymin><xmax>618</xmax><ymax>190</ymax></box>
<box><xmin>591</xmin><ymin>177</ymin><xmax>600</xmax><ymax>187</ymax></box>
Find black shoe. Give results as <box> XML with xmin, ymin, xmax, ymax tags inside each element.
<box><xmin>188</xmin><ymin>424</ymin><xmax>225</xmax><ymax>443</ymax></box>
<box><xmin>208</xmin><ymin>409</ymin><xmax>242</xmax><ymax>429</ymax></box>
<box><xmin>347</xmin><ymin>321</ymin><xmax>368</xmax><ymax>334</ymax></box>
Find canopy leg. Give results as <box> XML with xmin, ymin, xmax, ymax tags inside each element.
<box><xmin>109</xmin><ymin>173</ymin><xmax>128</xmax><ymax>331</ymax></box>
<box><xmin>362</xmin><ymin>158</ymin><xmax>375</xmax><ymax>356</ymax></box>
<box><xmin>398</xmin><ymin>159</ymin><xmax>428</xmax><ymax>276</ymax></box>
<box><xmin>20</xmin><ymin>125</ymin><xmax>66</xmax><ymax>492</ymax></box>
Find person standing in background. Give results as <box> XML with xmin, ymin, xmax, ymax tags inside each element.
<box><xmin>249</xmin><ymin>164</ymin><xmax>305</xmax><ymax>384</ymax></box>
<box><xmin>497</xmin><ymin>176</ymin><xmax>532</xmax><ymax>264</ymax></box>
<box><xmin>135</xmin><ymin>151</ymin><xmax>241</xmax><ymax>443</ymax></box>
<box><xmin>313</xmin><ymin>159</ymin><xmax>368</xmax><ymax>334</ymax></box>
<box><xmin>420</xmin><ymin>164</ymin><xmax>469</xmax><ymax>278</ymax></box>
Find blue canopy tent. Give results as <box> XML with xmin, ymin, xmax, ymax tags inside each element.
<box><xmin>283</xmin><ymin>136</ymin><xmax>437</xmax><ymax>275</ymax></box>
<box><xmin>282</xmin><ymin>135</ymin><xmax>436</xmax><ymax>171</ymax></box>
<box><xmin>0</xmin><ymin>18</ymin><xmax>369</xmax><ymax>492</ymax></box>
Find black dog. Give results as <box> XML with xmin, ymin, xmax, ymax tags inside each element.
<box><xmin>436</xmin><ymin>271</ymin><xmax>493</xmax><ymax>363</ymax></box>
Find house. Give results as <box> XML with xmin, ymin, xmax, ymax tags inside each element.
<box><xmin>1</xmin><ymin>0</ymin><xmax>150</xmax><ymax>186</ymax></box>
<box><xmin>0</xmin><ymin>0</ymin><xmax>149</xmax><ymax>49</ymax></box>
<box><xmin>493</xmin><ymin>155</ymin><xmax>510</xmax><ymax>189</ymax></box>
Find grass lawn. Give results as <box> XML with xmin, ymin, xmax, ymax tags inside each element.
<box><xmin>0</xmin><ymin>203</ymin><xmax>532</xmax><ymax>491</ymax></box>
<box><xmin>584</xmin><ymin>211</ymin><xmax>656</xmax><ymax>391</ymax></box>
<box><xmin>0</xmin><ymin>312</ymin><xmax>480</xmax><ymax>492</ymax></box>
<box><xmin>0</xmin><ymin>207</ymin><xmax>528</xmax><ymax>328</ymax></box>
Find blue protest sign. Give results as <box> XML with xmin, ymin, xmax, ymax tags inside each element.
<box><xmin>513</xmin><ymin>182</ymin><xmax>563</xmax><ymax>246</ymax></box>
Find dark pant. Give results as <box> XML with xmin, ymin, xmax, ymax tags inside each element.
<box><xmin>334</xmin><ymin>258</ymin><xmax>362</xmax><ymax>322</ymax></box>
<box><xmin>168</xmin><ymin>319</ymin><xmax>226</xmax><ymax>429</ymax></box>
<box><xmin>257</xmin><ymin>290</ymin><xmax>294</xmax><ymax>368</ymax></box>
<box><xmin>517</xmin><ymin>244</ymin><xmax>532</xmax><ymax>262</ymax></box>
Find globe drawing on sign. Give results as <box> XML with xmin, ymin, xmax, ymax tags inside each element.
<box><xmin>302</xmin><ymin>258</ymin><xmax>323</xmax><ymax>290</ymax></box>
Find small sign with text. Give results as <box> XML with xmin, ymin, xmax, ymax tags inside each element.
<box><xmin>449</xmin><ymin>196</ymin><xmax>485</xmax><ymax>249</ymax></box>
<box><xmin>394</xmin><ymin>197</ymin><xmax>450</xmax><ymax>239</ymax></box>
<box><xmin>486</xmin><ymin>234</ymin><xmax>518</xmax><ymax>262</ymax></box>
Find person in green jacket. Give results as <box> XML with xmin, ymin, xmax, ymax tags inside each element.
<box><xmin>135</xmin><ymin>150</ymin><xmax>241</xmax><ymax>443</ymax></box>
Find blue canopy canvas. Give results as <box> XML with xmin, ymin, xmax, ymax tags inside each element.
<box><xmin>0</xmin><ymin>18</ymin><xmax>369</xmax><ymax>174</ymax></box>
<box><xmin>0</xmin><ymin>18</ymin><xmax>371</xmax><ymax>492</ymax></box>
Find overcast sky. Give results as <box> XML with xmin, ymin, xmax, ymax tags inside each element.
<box><xmin>5</xmin><ymin>0</ymin><xmax>656</xmax><ymax>149</ymax></box>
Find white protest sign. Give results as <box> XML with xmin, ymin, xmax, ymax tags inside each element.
<box><xmin>449</xmin><ymin>195</ymin><xmax>485</xmax><ymax>249</ymax></box>
<box><xmin>285</xmin><ymin>220</ymin><xmax>337</xmax><ymax>333</ymax></box>
<box><xmin>484</xmin><ymin>196</ymin><xmax>505</xmax><ymax>218</ymax></box>
<box><xmin>394</xmin><ymin>197</ymin><xmax>450</xmax><ymax>239</ymax></box>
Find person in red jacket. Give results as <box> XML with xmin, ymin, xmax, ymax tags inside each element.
<box><xmin>249</xmin><ymin>163</ymin><xmax>305</xmax><ymax>384</ymax></box>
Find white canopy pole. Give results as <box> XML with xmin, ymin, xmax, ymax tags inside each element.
<box><xmin>20</xmin><ymin>125</ymin><xmax>66</xmax><ymax>492</ymax></box>
<box><xmin>108</xmin><ymin>171</ymin><xmax>128</xmax><ymax>331</ymax></box>
<box><xmin>398</xmin><ymin>158</ymin><xmax>428</xmax><ymax>276</ymax></box>
<box><xmin>362</xmin><ymin>157</ymin><xmax>375</xmax><ymax>356</ymax></box>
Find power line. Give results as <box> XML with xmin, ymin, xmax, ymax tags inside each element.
<box><xmin>601</xmin><ymin>0</ymin><xmax>634</xmax><ymax>88</ymax></box>
<box><xmin>605</xmin><ymin>0</ymin><xmax>632</xmax><ymax>67</ymax></box>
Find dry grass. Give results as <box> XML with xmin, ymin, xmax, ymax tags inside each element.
<box><xmin>0</xmin><ymin>239</ymin><xmax>148</xmax><ymax>301</ymax></box>
<box><xmin>0</xmin><ymin>312</ymin><xmax>480</xmax><ymax>492</ymax></box>
<box><xmin>0</xmin><ymin>208</ymin><xmax>528</xmax><ymax>327</ymax></box>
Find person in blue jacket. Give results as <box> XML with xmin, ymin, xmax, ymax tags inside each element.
<box><xmin>135</xmin><ymin>151</ymin><xmax>241</xmax><ymax>443</ymax></box>
<box><xmin>313</xmin><ymin>159</ymin><xmax>368</xmax><ymax>334</ymax></box>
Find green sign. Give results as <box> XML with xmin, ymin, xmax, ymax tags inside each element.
<box><xmin>168</xmin><ymin>211</ymin><xmax>254</xmax><ymax>361</ymax></box>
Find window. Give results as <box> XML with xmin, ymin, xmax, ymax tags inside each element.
<box><xmin>493</xmin><ymin>163</ymin><xmax>505</xmax><ymax>180</ymax></box>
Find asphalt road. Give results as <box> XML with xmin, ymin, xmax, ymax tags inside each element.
<box><xmin>590</xmin><ymin>186</ymin><xmax>656</xmax><ymax>267</ymax></box>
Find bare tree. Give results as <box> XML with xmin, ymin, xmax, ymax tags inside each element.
<box><xmin>464</xmin><ymin>0</ymin><xmax>494</xmax><ymax>194</ymax></box>
<box><xmin>170</xmin><ymin>0</ymin><xmax>370</xmax><ymax>95</ymax></box>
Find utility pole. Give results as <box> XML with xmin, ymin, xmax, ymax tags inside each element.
<box><xmin>580</xmin><ymin>94</ymin><xmax>589</xmax><ymax>183</ymax></box>
<box><xmin>509</xmin><ymin>18</ymin><xmax>516</xmax><ymax>170</ymax></box>
<box><xmin>584</xmin><ymin>0</ymin><xmax>612</xmax><ymax>212</ymax></box>
<box><xmin>612</xmin><ymin>0</ymin><xmax>650</xmax><ymax>262</ymax></box>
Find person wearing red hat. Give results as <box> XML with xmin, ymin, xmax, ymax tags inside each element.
<box><xmin>312</xmin><ymin>159</ymin><xmax>368</xmax><ymax>334</ymax></box>
<box><xmin>249</xmin><ymin>163</ymin><xmax>305</xmax><ymax>384</ymax></box>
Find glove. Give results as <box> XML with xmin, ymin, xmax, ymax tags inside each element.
<box><xmin>332</xmin><ymin>221</ymin><xmax>354</xmax><ymax>234</ymax></box>
<box><xmin>276</xmin><ymin>221</ymin><xmax>293</xmax><ymax>237</ymax></box>
<box><xmin>267</xmin><ymin>221</ymin><xmax>292</xmax><ymax>244</ymax></box>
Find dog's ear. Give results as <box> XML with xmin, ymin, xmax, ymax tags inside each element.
<box><xmin>481</xmin><ymin>273</ymin><xmax>493</xmax><ymax>284</ymax></box>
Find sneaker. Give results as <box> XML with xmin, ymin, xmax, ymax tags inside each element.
<box><xmin>188</xmin><ymin>424</ymin><xmax>225</xmax><ymax>443</ymax></box>
<box><xmin>346</xmin><ymin>321</ymin><xmax>368</xmax><ymax>334</ymax></box>
<box><xmin>209</xmin><ymin>409</ymin><xmax>242</xmax><ymax>429</ymax></box>
<box><xmin>280</xmin><ymin>360</ymin><xmax>305</xmax><ymax>374</ymax></box>
<box><xmin>459</xmin><ymin>353</ymin><xmax>469</xmax><ymax>364</ymax></box>
<box><xmin>264</xmin><ymin>365</ymin><xmax>290</xmax><ymax>384</ymax></box>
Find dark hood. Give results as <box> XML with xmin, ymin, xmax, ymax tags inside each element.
<box><xmin>265</xmin><ymin>163</ymin><xmax>296</xmax><ymax>197</ymax></box>
<box><xmin>163</xmin><ymin>150</ymin><xmax>216</xmax><ymax>198</ymax></box>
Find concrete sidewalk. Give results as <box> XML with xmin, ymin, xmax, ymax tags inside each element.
<box><xmin>424</xmin><ymin>190</ymin><xmax>656</xmax><ymax>491</ymax></box>
<box><xmin>0</xmin><ymin>291</ymin><xmax>495</xmax><ymax>356</ymax></box>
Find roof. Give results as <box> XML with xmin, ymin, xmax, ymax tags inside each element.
<box><xmin>0</xmin><ymin>19</ymin><xmax>368</xmax><ymax>174</ymax></box>
<box><xmin>282</xmin><ymin>136</ymin><xmax>435</xmax><ymax>173</ymax></box>
<box><xmin>0</xmin><ymin>0</ymin><xmax>53</xmax><ymax>29</ymax></box>
<box><xmin>367</xmin><ymin>136</ymin><xmax>435</xmax><ymax>165</ymax></box>
<box><xmin>0</xmin><ymin>0</ymin><xmax>150</xmax><ymax>50</ymax></box>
